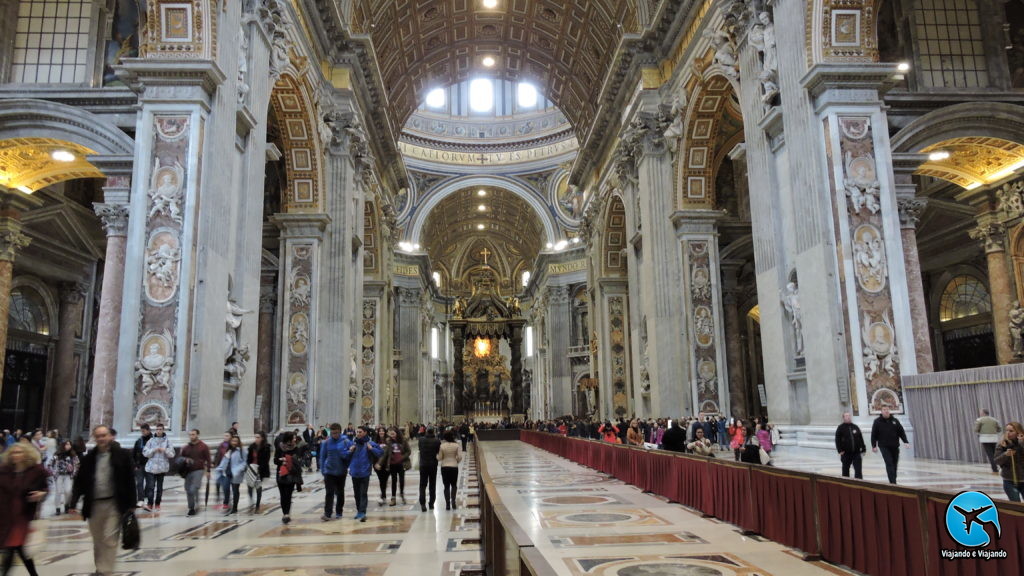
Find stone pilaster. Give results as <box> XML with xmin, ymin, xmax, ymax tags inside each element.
<box><xmin>674</xmin><ymin>210</ymin><xmax>729</xmax><ymax>416</ymax></box>
<box><xmin>49</xmin><ymin>282</ymin><xmax>87</xmax><ymax>432</ymax></box>
<box><xmin>970</xmin><ymin>223</ymin><xmax>1015</xmax><ymax>364</ymax></box>
<box><xmin>396</xmin><ymin>286</ymin><xmax>422</xmax><ymax>424</ymax></box>
<box><xmin>0</xmin><ymin>216</ymin><xmax>30</xmax><ymax>403</ymax></box>
<box><xmin>545</xmin><ymin>285</ymin><xmax>572</xmax><ymax>416</ymax></box>
<box><xmin>720</xmin><ymin>260</ymin><xmax>748</xmax><ymax>418</ymax></box>
<box><xmin>90</xmin><ymin>197</ymin><xmax>129</xmax><ymax>429</ymax></box>
<box><xmin>623</xmin><ymin>93</ymin><xmax>686</xmax><ymax>418</ymax></box>
<box><xmin>254</xmin><ymin>286</ymin><xmax>276</xmax><ymax>432</ymax></box>
<box><xmin>271</xmin><ymin>213</ymin><xmax>330</xmax><ymax>425</ymax></box>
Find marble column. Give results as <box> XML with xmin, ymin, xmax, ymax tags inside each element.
<box><xmin>970</xmin><ymin>224</ymin><xmax>1014</xmax><ymax>364</ymax></box>
<box><xmin>509</xmin><ymin>324</ymin><xmax>524</xmax><ymax>416</ymax></box>
<box><xmin>90</xmin><ymin>200</ymin><xmax>129</xmax><ymax>429</ymax></box>
<box><xmin>396</xmin><ymin>286</ymin><xmax>423</xmax><ymax>424</ymax></box>
<box><xmin>0</xmin><ymin>216</ymin><xmax>31</xmax><ymax>401</ymax></box>
<box><xmin>720</xmin><ymin>260</ymin><xmax>747</xmax><ymax>418</ymax></box>
<box><xmin>546</xmin><ymin>286</ymin><xmax>572</xmax><ymax>416</ymax></box>
<box><xmin>452</xmin><ymin>325</ymin><xmax>465</xmax><ymax>416</ymax></box>
<box><xmin>897</xmin><ymin>197</ymin><xmax>934</xmax><ymax>373</ymax></box>
<box><xmin>254</xmin><ymin>285</ymin><xmax>276</xmax><ymax>433</ymax></box>
<box><xmin>49</xmin><ymin>282</ymin><xmax>86</xmax><ymax>432</ymax></box>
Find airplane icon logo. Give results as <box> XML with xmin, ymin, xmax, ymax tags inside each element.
<box><xmin>945</xmin><ymin>492</ymin><xmax>1001</xmax><ymax>548</ymax></box>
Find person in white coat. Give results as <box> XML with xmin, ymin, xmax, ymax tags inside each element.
<box><xmin>142</xmin><ymin>423</ymin><xmax>175</xmax><ymax>511</ymax></box>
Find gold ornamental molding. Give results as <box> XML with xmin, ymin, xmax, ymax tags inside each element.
<box><xmin>398</xmin><ymin>139</ymin><xmax>578</xmax><ymax>167</ymax></box>
<box><xmin>548</xmin><ymin>259</ymin><xmax>587</xmax><ymax>275</ymax></box>
<box><xmin>0</xmin><ymin>138</ymin><xmax>104</xmax><ymax>193</ymax></box>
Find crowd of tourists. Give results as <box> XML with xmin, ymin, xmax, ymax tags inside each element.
<box><xmin>0</xmin><ymin>420</ymin><xmax>470</xmax><ymax>576</ymax></box>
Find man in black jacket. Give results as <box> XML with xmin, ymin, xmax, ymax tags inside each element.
<box><xmin>417</xmin><ymin>427</ymin><xmax>442</xmax><ymax>511</ymax></box>
<box><xmin>870</xmin><ymin>407</ymin><xmax>910</xmax><ymax>484</ymax></box>
<box><xmin>661</xmin><ymin>419</ymin><xmax>687</xmax><ymax>452</ymax></box>
<box><xmin>70</xmin><ymin>425</ymin><xmax>137</xmax><ymax>576</ymax></box>
<box><xmin>835</xmin><ymin>412</ymin><xmax>867</xmax><ymax>479</ymax></box>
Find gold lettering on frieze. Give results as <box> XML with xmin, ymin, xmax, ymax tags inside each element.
<box><xmin>548</xmin><ymin>260</ymin><xmax>588</xmax><ymax>275</ymax></box>
<box><xmin>394</xmin><ymin>264</ymin><xmax>419</xmax><ymax>276</ymax></box>
<box><xmin>397</xmin><ymin>139</ymin><xmax>579</xmax><ymax>166</ymax></box>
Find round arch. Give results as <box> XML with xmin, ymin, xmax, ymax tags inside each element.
<box><xmin>676</xmin><ymin>73</ymin><xmax>741</xmax><ymax>210</ymax></box>
<box><xmin>407</xmin><ymin>175</ymin><xmax>558</xmax><ymax>245</ymax></box>
<box><xmin>0</xmin><ymin>99</ymin><xmax>134</xmax><ymax>156</ymax></box>
<box><xmin>890</xmin><ymin>103</ymin><xmax>1024</xmax><ymax>153</ymax></box>
<box><xmin>268</xmin><ymin>74</ymin><xmax>325</xmax><ymax>212</ymax></box>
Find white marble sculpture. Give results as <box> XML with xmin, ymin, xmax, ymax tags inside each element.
<box><xmin>780</xmin><ymin>281</ymin><xmax>804</xmax><ymax>356</ymax></box>
<box><xmin>148</xmin><ymin>160</ymin><xmax>184</xmax><ymax>224</ymax></box>
<box><xmin>1010</xmin><ymin>301</ymin><xmax>1024</xmax><ymax>358</ymax></box>
<box><xmin>146</xmin><ymin>242</ymin><xmax>181</xmax><ymax>288</ymax></box>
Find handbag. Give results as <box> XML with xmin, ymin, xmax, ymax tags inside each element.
<box><xmin>402</xmin><ymin>457</ymin><xmax>412</xmax><ymax>471</ymax></box>
<box><xmin>121</xmin><ymin>510</ymin><xmax>141</xmax><ymax>550</ymax></box>
<box><xmin>244</xmin><ymin>464</ymin><xmax>261</xmax><ymax>488</ymax></box>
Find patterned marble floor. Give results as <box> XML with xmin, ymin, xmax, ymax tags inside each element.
<box><xmin>21</xmin><ymin>439</ymin><xmax>1005</xmax><ymax>575</ymax></box>
<box><xmin>23</xmin><ymin>446</ymin><xmax>485</xmax><ymax>576</ymax></box>
<box><xmin>765</xmin><ymin>445</ymin><xmax>1007</xmax><ymax>498</ymax></box>
<box><xmin>477</xmin><ymin>441</ymin><xmax>852</xmax><ymax>576</ymax></box>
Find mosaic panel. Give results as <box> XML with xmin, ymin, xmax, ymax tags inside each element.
<box><xmin>259</xmin><ymin>516</ymin><xmax>415</xmax><ymax>537</ymax></box>
<box><xmin>164</xmin><ymin>520</ymin><xmax>252</xmax><ymax>540</ymax></box>
<box><xmin>607</xmin><ymin>295</ymin><xmax>629</xmax><ymax>416</ymax></box>
<box><xmin>536</xmin><ymin>508</ymin><xmax>671</xmax><ymax>529</ymax></box>
<box><xmin>686</xmin><ymin>240</ymin><xmax>720</xmax><ymax>415</ymax></box>
<box><xmin>550</xmin><ymin>532</ymin><xmax>706</xmax><ymax>548</ymax></box>
<box><xmin>191</xmin><ymin>566</ymin><xmax>389</xmax><ymax>576</ymax></box>
<box><xmin>360</xmin><ymin>298</ymin><xmax>378</xmax><ymax>423</ymax></box>
<box><xmin>225</xmin><ymin>541</ymin><xmax>402</xmax><ymax>559</ymax></box>
<box><xmin>564</xmin><ymin>553</ymin><xmax>773</xmax><ymax>575</ymax></box>
<box><xmin>285</xmin><ymin>242</ymin><xmax>315</xmax><ymax>423</ymax></box>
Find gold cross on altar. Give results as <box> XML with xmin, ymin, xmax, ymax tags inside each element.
<box><xmin>480</xmin><ymin>247</ymin><xmax>491</xmax><ymax>266</ymax></box>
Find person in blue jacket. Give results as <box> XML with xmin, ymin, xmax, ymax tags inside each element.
<box><xmin>318</xmin><ymin>423</ymin><xmax>353</xmax><ymax>520</ymax></box>
<box><xmin>215</xmin><ymin>435</ymin><xmax>248</xmax><ymax>514</ymax></box>
<box><xmin>347</xmin><ymin>426</ymin><xmax>384</xmax><ymax>522</ymax></box>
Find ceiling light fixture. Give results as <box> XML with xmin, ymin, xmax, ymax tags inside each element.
<box><xmin>482</xmin><ymin>56</ymin><xmax>496</xmax><ymax>67</ymax></box>
<box><xmin>16</xmin><ymin>185</ymin><xmax>33</xmax><ymax>194</ymax></box>
<box><xmin>478</xmin><ymin>204</ymin><xmax>486</xmax><ymax>211</ymax></box>
<box><xmin>482</xmin><ymin>0</ymin><xmax>498</xmax><ymax>7</ymax></box>
<box><xmin>51</xmin><ymin>150</ymin><xmax>75</xmax><ymax>162</ymax></box>
<box><xmin>545</xmin><ymin>242</ymin><xmax>553</xmax><ymax>249</ymax></box>
<box><xmin>477</xmin><ymin>224</ymin><xmax>485</xmax><ymax>230</ymax></box>
<box><xmin>572</xmin><ymin>237</ymin><xmax>581</xmax><ymax>244</ymax></box>
<box><xmin>554</xmin><ymin>240</ymin><xmax>568</xmax><ymax>251</ymax></box>
<box><xmin>897</xmin><ymin>62</ymin><xmax>911</xmax><ymax>72</ymax></box>
<box><xmin>477</xmin><ymin>189</ymin><xmax>487</xmax><ymax>196</ymax></box>
<box><xmin>413</xmin><ymin>243</ymin><xmax>421</xmax><ymax>251</ymax></box>
<box><xmin>398</xmin><ymin>242</ymin><xmax>412</xmax><ymax>251</ymax></box>
<box><xmin>928</xmin><ymin>150</ymin><xmax>950</xmax><ymax>161</ymax></box>
<box><xmin>965</xmin><ymin>182</ymin><xmax>982</xmax><ymax>190</ymax></box>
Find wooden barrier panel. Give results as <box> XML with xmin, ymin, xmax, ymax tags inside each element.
<box><xmin>751</xmin><ymin>468</ymin><xmax>818</xmax><ymax>556</ymax></box>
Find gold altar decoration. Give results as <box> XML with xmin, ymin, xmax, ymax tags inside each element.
<box><xmin>473</xmin><ymin>337</ymin><xmax>491</xmax><ymax>358</ymax></box>
<box><xmin>463</xmin><ymin>339</ymin><xmax>510</xmax><ymax>384</ymax></box>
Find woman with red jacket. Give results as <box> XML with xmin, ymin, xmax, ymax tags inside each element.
<box><xmin>0</xmin><ymin>442</ymin><xmax>48</xmax><ymax>575</ymax></box>
<box><xmin>599</xmin><ymin>422</ymin><xmax>620</xmax><ymax>443</ymax></box>
<box><xmin>728</xmin><ymin>419</ymin><xmax>746</xmax><ymax>461</ymax></box>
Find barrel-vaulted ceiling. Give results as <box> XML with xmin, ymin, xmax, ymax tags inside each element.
<box><xmin>422</xmin><ymin>186</ymin><xmax>545</xmax><ymax>294</ymax></box>
<box><xmin>349</xmin><ymin>0</ymin><xmax>641</xmax><ymax>136</ymax></box>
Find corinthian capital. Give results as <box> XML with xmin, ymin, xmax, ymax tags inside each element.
<box><xmin>969</xmin><ymin>223</ymin><xmax>1006</xmax><ymax>253</ymax></box>
<box><xmin>0</xmin><ymin>219</ymin><xmax>30</xmax><ymax>262</ymax></box>
<box><xmin>93</xmin><ymin>203</ymin><xmax>130</xmax><ymax>236</ymax></box>
<box><xmin>896</xmin><ymin>198</ymin><xmax>927</xmax><ymax>230</ymax></box>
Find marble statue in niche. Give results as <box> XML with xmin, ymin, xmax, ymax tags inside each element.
<box><xmin>844</xmin><ymin>153</ymin><xmax>881</xmax><ymax>215</ymax></box>
<box><xmin>853</xmin><ymin>225</ymin><xmax>887</xmax><ymax>292</ymax></box>
<box><xmin>661</xmin><ymin>95</ymin><xmax>686</xmax><ymax>153</ymax></box>
<box><xmin>224</xmin><ymin>300</ymin><xmax>252</xmax><ymax>385</ymax></box>
<box><xmin>237</xmin><ymin>30</ymin><xmax>250</xmax><ymax>106</ymax></box>
<box><xmin>148</xmin><ymin>159</ymin><xmax>185</xmax><ymax>224</ymax></box>
<box><xmin>1010</xmin><ymin>301</ymin><xmax>1024</xmax><ymax>358</ymax></box>
<box><xmin>780</xmin><ymin>281</ymin><xmax>804</xmax><ymax>356</ymax></box>
<box><xmin>136</xmin><ymin>331</ymin><xmax>173</xmax><ymax>395</ymax></box>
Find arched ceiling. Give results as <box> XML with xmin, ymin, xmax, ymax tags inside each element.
<box><xmin>917</xmin><ymin>137</ymin><xmax>1024</xmax><ymax>189</ymax></box>
<box><xmin>422</xmin><ymin>186</ymin><xmax>545</xmax><ymax>294</ymax></box>
<box><xmin>0</xmin><ymin>138</ymin><xmax>103</xmax><ymax>193</ymax></box>
<box><xmin>350</xmin><ymin>0</ymin><xmax>641</xmax><ymax>136</ymax></box>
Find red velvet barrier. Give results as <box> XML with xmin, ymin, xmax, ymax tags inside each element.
<box><xmin>817</xmin><ymin>479</ymin><xmax>926</xmax><ymax>576</ymax></box>
<box><xmin>750</xmin><ymin>468</ymin><xmax>818</xmax><ymax>556</ymax></box>
<box><xmin>707</xmin><ymin>460</ymin><xmax>758</xmax><ymax>533</ymax></box>
<box><xmin>924</xmin><ymin>494</ymin><xmax>1024</xmax><ymax>576</ymax></box>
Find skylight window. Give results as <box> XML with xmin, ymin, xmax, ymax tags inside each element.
<box><xmin>517</xmin><ymin>83</ymin><xmax>538</xmax><ymax>108</ymax></box>
<box><xmin>469</xmin><ymin>79</ymin><xmax>494</xmax><ymax>112</ymax></box>
<box><xmin>426</xmin><ymin>88</ymin><xmax>446</xmax><ymax>108</ymax></box>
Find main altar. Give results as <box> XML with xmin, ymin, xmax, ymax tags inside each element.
<box><xmin>449</xmin><ymin>268</ymin><xmax>527</xmax><ymax>422</ymax></box>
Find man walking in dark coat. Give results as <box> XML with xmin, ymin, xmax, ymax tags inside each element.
<box><xmin>417</xmin><ymin>427</ymin><xmax>442</xmax><ymax>511</ymax></box>
<box><xmin>70</xmin><ymin>425</ymin><xmax>136</xmax><ymax>576</ymax></box>
<box><xmin>870</xmin><ymin>407</ymin><xmax>910</xmax><ymax>484</ymax></box>
<box><xmin>835</xmin><ymin>412</ymin><xmax>867</xmax><ymax>479</ymax></box>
